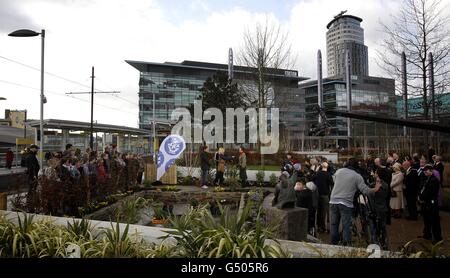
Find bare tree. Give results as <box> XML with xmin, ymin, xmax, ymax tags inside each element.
<box><xmin>236</xmin><ymin>17</ymin><xmax>298</xmax><ymax>161</ymax></box>
<box><xmin>377</xmin><ymin>0</ymin><xmax>450</xmax><ymax>120</ymax></box>
<box><xmin>237</xmin><ymin>17</ymin><xmax>297</xmax><ymax>109</ymax></box>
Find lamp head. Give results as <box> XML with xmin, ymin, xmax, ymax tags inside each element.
<box><xmin>8</xmin><ymin>29</ymin><xmax>40</xmax><ymax>37</ymax></box>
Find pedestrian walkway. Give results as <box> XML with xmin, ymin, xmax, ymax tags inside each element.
<box><xmin>317</xmin><ymin>211</ymin><xmax>450</xmax><ymax>252</ymax></box>
<box><xmin>0</xmin><ymin>166</ymin><xmax>26</xmax><ymax>176</ymax></box>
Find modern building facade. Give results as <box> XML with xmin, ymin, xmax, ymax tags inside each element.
<box><xmin>126</xmin><ymin>60</ymin><xmax>307</xmax><ymax>147</ymax></box>
<box><xmin>396</xmin><ymin>92</ymin><xmax>450</xmax><ymax>123</ymax></box>
<box><xmin>300</xmin><ymin>75</ymin><xmax>396</xmax><ymax>149</ymax></box>
<box><xmin>326</xmin><ymin>13</ymin><xmax>369</xmax><ymax>77</ymax></box>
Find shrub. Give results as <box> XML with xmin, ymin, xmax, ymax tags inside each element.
<box><xmin>114</xmin><ymin>196</ymin><xmax>150</xmax><ymax>224</ymax></box>
<box><xmin>224</xmin><ymin>176</ymin><xmax>240</xmax><ymax>191</ymax></box>
<box><xmin>256</xmin><ymin>171</ymin><xmax>265</xmax><ymax>186</ymax></box>
<box><xmin>183</xmin><ymin>175</ymin><xmax>194</xmax><ymax>185</ymax></box>
<box><xmin>165</xmin><ymin>202</ymin><xmax>291</xmax><ymax>258</ymax></box>
<box><xmin>225</xmin><ymin>165</ymin><xmax>239</xmax><ymax>179</ymax></box>
<box><xmin>269</xmin><ymin>173</ymin><xmax>278</xmax><ymax>187</ymax></box>
<box><xmin>143</xmin><ymin>180</ymin><xmax>153</xmax><ymax>188</ymax></box>
<box><xmin>152</xmin><ymin>202</ymin><xmax>170</xmax><ymax>220</ymax></box>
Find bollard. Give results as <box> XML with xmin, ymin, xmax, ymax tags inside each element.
<box><xmin>0</xmin><ymin>193</ymin><xmax>7</xmax><ymax>210</ymax></box>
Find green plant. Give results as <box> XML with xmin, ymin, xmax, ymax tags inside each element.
<box><xmin>165</xmin><ymin>202</ymin><xmax>291</xmax><ymax>258</ymax></box>
<box><xmin>152</xmin><ymin>202</ymin><xmax>170</xmax><ymax>220</ymax></box>
<box><xmin>225</xmin><ymin>165</ymin><xmax>239</xmax><ymax>179</ymax></box>
<box><xmin>183</xmin><ymin>175</ymin><xmax>194</xmax><ymax>185</ymax></box>
<box><xmin>142</xmin><ymin>239</ymin><xmax>183</xmax><ymax>258</ymax></box>
<box><xmin>10</xmin><ymin>213</ymin><xmax>39</xmax><ymax>257</ymax></box>
<box><xmin>401</xmin><ymin>238</ymin><xmax>449</xmax><ymax>258</ymax></box>
<box><xmin>115</xmin><ymin>196</ymin><xmax>150</xmax><ymax>224</ymax></box>
<box><xmin>143</xmin><ymin>180</ymin><xmax>153</xmax><ymax>188</ymax></box>
<box><xmin>256</xmin><ymin>170</ymin><xmax>265</xmax><ymax>186</ymax></box>
<box><xmin>99</xmin><ymin>222</ymin><xmax>136</xmax><ymax>258</ymax></box>
<box><xmin>269</xmin><ymin>173</ymin><xmax>278</xmax><ymax>187</ymax></box>
<box><xmin>224</xmin><ymin>176</ymin><xmax>240</xmax><ymax>191</ymax></box>
<box><xmin>161</xmin><ymin>185</ymin><xmax>179</xmax><ymax>192</ymax></box>
<box><xmin>66</xmin><ymin>218</ymin><xmax>93</xmax><ymax>241</ymax></box>
<box><xmin>214</xmin><ymin>186</ymin><xmax>226</xmax><ymax>192</ymax></box>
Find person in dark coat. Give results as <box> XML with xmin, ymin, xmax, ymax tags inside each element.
<box><xmin>418</xmin><ymin>165</ymin><xmax>442</xmax><ymax>242</ymax></box>
<box><xmin>375</xmin><ymin>157</ymin><xmax>392</xmax><ymax>225</ymax></box>
<box><xmin>368</xmin><ymin>169</ymin><xmax>389</xmax><ymax>250</ymax></box>
<box><xmin>403</xmin><ymin>160</ymin><xmax>419</xmax><ymax>220</ymax></box>
<box><xmin>238</xmin><ymin>147</ymin><xmax>248</xmax><ymax>187</ymax></box>
<box><xmin>5</xmin><ymin>148</ymin><xmax>14</xmax><ymax>169</ymax></box>
<box><xmin>314</xmin><ymin>162</ymin><xmax>334</xmax><ymax>232</ymax></box>
<box><xmin>199</xmin><ymin>145</ymin><xmax>210</xmax><ymax>188</ymax></box>
<box><xmin>417</xmin><ymin>156</ymin><xmax>428</xmax><ymax>192</ymax></box>
<box><xmin>427</xmin><ymin>145</ymin><xmax>435</xmax><ymax>164</ymax></box>
<box><xmin>294</xmin><ymin>179</ymin><xmax>315</xmax><ymax>232</ymax></box>
<box><xmin>412</xmin><ymin>153</ymin><xmax>420</xmax><ymax>170</ymax></box>
<box><xmin>25</xmin><ymin>144</ymin><xmax>40</xmax><ymax>211</ymax></box>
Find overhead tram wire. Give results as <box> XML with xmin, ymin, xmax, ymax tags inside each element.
<box><xmin>1</xmin><ymin>55</ymin><xmax>140</xmax><ymax>108</ymax></box>
<box><xmin>95</xmin><ymin>76</ymin><xmax>139</xmax><ymax>106</ymax></box>
<box><xmin>0</xmin><ymin>79</ymin><xmax>135</xmax><ymax>116</ymax></box>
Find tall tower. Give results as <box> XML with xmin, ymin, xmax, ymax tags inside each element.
<box><xmin>326</xmin><ymin>11</ymin><xmax>369</xmax><ymax>77</ymax></box>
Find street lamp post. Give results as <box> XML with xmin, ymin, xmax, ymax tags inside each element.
<box><xmin>8</xmin><ymin>29</ymin><xmax>45</xmax><ymax>168</ymax></box>
<box><xmin>152</xmin><ymin>91</ymin><xmax>156</xmax><ymax>165</ymax></box>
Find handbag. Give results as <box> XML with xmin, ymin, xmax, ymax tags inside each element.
<box><xmin>390</xmin><ymin>190</ymin><xmax>397</xmax><ymax>198</ymax></box>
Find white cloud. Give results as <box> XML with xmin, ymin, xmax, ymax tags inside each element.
<box><xmin>0</xmin><ymin>0</ymin><xmax>404</xmax><ymax>128</ymax></box>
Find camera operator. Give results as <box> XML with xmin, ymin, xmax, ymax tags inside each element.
<box><xmin>330</xmin><ymin>158</ymin><xmax>381</xmax><ymax>246</ymax></box>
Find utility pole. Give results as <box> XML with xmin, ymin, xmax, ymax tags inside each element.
<box><xmin>345</xmin><ymin>49</ymin><xmax>352</xmax><ymax>150</ymax></box>
<box><xmin>66</xmin><ymin>67</ymin><xmax>120</xmax><ymax>150</ymax></box>
<box><xmin>317</xmin><ymin>50</ymin><xmax>323</xmax><ymax>151</ymax></box>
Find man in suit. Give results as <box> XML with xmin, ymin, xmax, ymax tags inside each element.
<box><xmin>417</xmin><ymin>156</ymin><xmax>427</xmax><ymax>191</ymax></box>
<box><xmin>403</xmin><ymin>160</ymin><xmax>419</xmax><ymax>220</ymax></box>
<box><xmin>418</xmin><ymin>165</ymin><xmax>442</xmax><ymax>243</ymax></box>
<box><xmin>427</xmin><ymin>145</ymin><xmax>435</xmax><ymax>163</ymax></box>
<box><xmin>412</xmin><ymin>153</ymin><xmax>420</xmax><ymax>170</ymax></box>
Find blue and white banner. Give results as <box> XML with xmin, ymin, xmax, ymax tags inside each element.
<box><xmin>157</xmin><ymin>134</ymin><xmax>186</xmax><ymax>181</ymax></box>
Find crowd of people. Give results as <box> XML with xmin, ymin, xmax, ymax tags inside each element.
<box><xmin>18</xmin><ymin>141</ymin><xmax>446</xmax><ymax>248</ymax></box>
<box><xmin>272</xmin><ymin>150</ymin><xmax>446</xmax><ymax>249</ymax></box>
<box><xmin>22</xmin><ymin>143</ymin><xmax>146</xmax><ymax>215</ymax></box>
<box><xmin>199</xmin><ymin>146</ymin><xmax>246</xmax><ymax>189</ymax></box>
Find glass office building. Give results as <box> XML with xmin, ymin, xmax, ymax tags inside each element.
<box><xmin>300</xmin><ymin>75</ymin><xmax>396</xmax><ymax>149</ymax></box>
<box><xmin>126</xmin><ymin>60</ymin><xmax>307</xmax><ymax>146</ymax></box>
<box><xmin>396</xmin><ymin>92</ymin><xmax>450</xmax><ymax>122</ymax></box>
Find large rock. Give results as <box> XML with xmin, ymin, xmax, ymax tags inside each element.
<box><xmin>263</xmin><ymin>194</ymin><xmax>308</xmax><ymax>241</ymax></box>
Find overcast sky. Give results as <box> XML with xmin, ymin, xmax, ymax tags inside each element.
<box><xmin>0</xmin><ymin>0</ymin><xmax>404</xmax><ymax>128</ymax></box>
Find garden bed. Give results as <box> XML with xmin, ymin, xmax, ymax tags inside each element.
<box><xmin>84</xmin><ymin>188</ymin><xmax>271</xmax><ymax>226</ymax></box>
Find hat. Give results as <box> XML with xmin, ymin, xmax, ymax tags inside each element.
<box><xmin>293</xmin><ymin>163</ymin><xmax>301</xmax><ymax>171</ymax></box>
<box><xmin>423</xmin><ymin>164</ymin><xmax>434</xmax><ymax>171</ymax></box>
<box><xmin>30</xmin><ymin>144</ymin><xmax>39</xmax><ymax>149</ymax></box>
<box><xmin>281</xmin><ymin>171</ymin><xmax>290</xmax><ymax>178</ymax></box>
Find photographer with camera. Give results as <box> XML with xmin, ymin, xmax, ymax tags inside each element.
<box><xmin>330</xmin><ymin>158</ymin><xmax>381</xmax><ymax>246</ymax></box>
